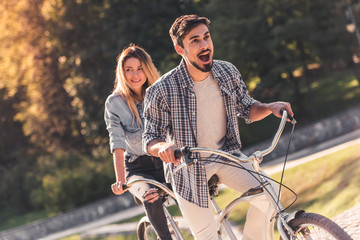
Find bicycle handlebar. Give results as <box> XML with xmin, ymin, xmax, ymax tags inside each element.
<box><xmin>174</xmin><ymin>109</ymin><xmax>295</xmax><ymax>169</ymax></box>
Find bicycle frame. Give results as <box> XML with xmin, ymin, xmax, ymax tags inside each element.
<box><xmin>126</xmin><ymin>110</ymin><xmax>298</xmax><ymax>240</ymax></box>
<box><xmin>124</xmin><ymin>178</ymin><xmax>184</xmax><ymax>240</ymax></box>
<box><xmin>173</xmin><ymin>110</ymin><xmax>298</xmax><ymax>240</ymax></box>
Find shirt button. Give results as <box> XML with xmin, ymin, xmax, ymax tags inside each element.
<box><xmin>192</xmin><ymin>112</ymin><xmax>195</xmax><ymax>115</ymax></box>
<box><xmin>203</xmin><ymin>181</ymin><xmax>206</xmax><ymax>185</ymax></box>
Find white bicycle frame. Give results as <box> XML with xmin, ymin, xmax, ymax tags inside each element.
<box><xmin>127</xmin><ymin>110</ymin><xmax>297</xmax><ymax>240</ymax></box>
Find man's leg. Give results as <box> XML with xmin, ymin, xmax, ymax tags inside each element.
<box><xmin>216</xmin><ymin>161</ymin><xmax>277</xmax><ymax>240</ymax></box>
<box><xmin>175</xmin><ymin>192</ymin><xmax>219</xmax><ymax>240</ymax></box>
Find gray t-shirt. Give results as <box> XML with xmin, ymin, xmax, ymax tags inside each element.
<box><xmin>193</xmin><ymin>73</ymin><xmax>226</xmax><ymax>158</ymax></box>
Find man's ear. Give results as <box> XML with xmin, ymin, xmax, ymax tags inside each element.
<box><xmin>174</xmin><ymin>44</ymin><xmax>184</xmax><ymax>56</ymax></box>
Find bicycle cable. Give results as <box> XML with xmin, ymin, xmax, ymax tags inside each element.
<box><xmin>276</xmin><ymin>122</ymin><xmax>296</xmax><ymax>208</ymax></box>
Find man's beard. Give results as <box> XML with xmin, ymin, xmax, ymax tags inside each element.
<box><xmin>191</xmin><ymin>60</ymin><xmax>213</xmax><ymax>72</ymax></box>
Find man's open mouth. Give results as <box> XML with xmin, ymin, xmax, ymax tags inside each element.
<box><xmin>198</xmin><ymin>51</ymin><xmax>211</xmax><ymax>62</ymax></box>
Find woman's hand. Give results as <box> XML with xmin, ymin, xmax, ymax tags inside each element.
<box><xmin>111</xmin><ymin>180</ymin><xmax>127</xmax><ymax>195</ymax></box>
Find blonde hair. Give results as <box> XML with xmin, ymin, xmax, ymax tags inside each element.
<box><xmin>114</xmin><ymin>44</ymin><xmax>160</xmax><ymax>126</ymax></box>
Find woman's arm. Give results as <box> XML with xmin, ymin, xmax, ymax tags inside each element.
<box><xmin>111</xmin><ymin>148</ymin><xmax>127</xmax><ymax>195</ymax></box>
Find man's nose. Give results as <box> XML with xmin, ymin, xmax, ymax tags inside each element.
<box><xmin>199</xmin><ymin>39</ymin><xmax>208</xmax><ymax>49</ymax></box>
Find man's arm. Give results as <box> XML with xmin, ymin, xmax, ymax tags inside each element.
<box><xmin>142</xmin><ymin>83</ymin><xmax>181</xmax><ymax>165</ymax></box>
<box><xmin>249</xmin><ymin>101</ymin><xmax>294</xmax><ymax>122</ymax></box>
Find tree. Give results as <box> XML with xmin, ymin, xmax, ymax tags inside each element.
<box><xmin>0</xmin><ymin>0</ymin><xmax>196</xmax><ymax>214</ymax></box>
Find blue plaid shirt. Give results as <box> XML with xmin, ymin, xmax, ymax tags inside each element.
<box><xmin>143</xmin><ymin>59</ymin><xmax>255</xmax><ymax>208</ymax></box>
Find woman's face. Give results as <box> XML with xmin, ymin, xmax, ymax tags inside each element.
<box><xmin>124</xmin><ymin>57</ymin><xmax>147</xmax><ymax>96</ymax></box>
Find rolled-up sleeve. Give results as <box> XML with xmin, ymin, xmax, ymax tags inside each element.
<box><xmin>104</xmin><ymin>98</ymin><xmax>126</xmax><ymax>153</ymax></box>
<box><xmin>233</xmin><ymin>67</ymin><xmax>256</xmax><ymax>123</ymax></box>
<box><xmin>142</xmin><ymin>84</ymin><xmax>170</xmax><ymax>153</ymax></box>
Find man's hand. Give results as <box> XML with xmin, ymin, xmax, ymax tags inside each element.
<box><xmin>158</xmin><ymin>143</ymin><xmax>181</xmax><ymax>166</ymax></box>
<box><xmin>268</xmin><ymin>101</ymin><xmax>294</xmax><ymax>120</ymax></box>
<box><xmin>249</xmin><ymin>101</ymin><xmax>294</xmax><ymax>122</ymax></box>
<box><xmin>147</xmin><ymin>140</ymin><xmax>181</xmax><ymax>166</ymax></box>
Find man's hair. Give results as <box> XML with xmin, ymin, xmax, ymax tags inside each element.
<box><xmin>169</xmin><ymin>14</ymin><xmax>210</xmax><ymax>48</ymax></box>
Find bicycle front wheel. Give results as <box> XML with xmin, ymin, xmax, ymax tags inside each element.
<box><xmin>137</xmin><ymin>216</ymin><xmax>158</xmax><ymax>240</ymax></box>
<box><xmin>280</xmin><ymin>212</ymin><xmax>353</xmax><ymax>240</ymax></box>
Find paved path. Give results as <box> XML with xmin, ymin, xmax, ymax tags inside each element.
<box><xmin>332</xmin><ymin>203</ymin><xmax>360</xmax><ymax>240</ymax></box>
<box><xmin>79</xmin><ymin>204</ymin><xmax>360</xmax><ymax>239</ymax></box>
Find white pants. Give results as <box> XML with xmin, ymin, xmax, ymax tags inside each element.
<box><xmin>175</xmin><ymin>161</ymin><xmax>277</xmax><ymax>240</ymax></box>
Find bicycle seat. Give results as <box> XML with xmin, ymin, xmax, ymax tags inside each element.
<box><xmin>208</xmin><ymin>174</ymin><xmax>219</xmax><ymax>196</ymax></box>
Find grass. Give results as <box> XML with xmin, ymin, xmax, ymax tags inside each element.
<box><xmin>215</xmin><ymin>142</ymin><xmax>360</xmax><ymax>229</ymax></box>
<box><xmin>0</xmin><ymin>209</ymin><xmax>55</xmax><ymax>232</ymax></box>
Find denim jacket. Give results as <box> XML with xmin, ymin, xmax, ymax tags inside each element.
<box><xmin>104</xmin><ymin>91</ymin><xmax>145</xmax><ymax>162</ymax></box>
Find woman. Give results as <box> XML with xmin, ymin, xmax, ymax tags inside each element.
<box><xmin>104</xmin><ymin>44</ymin><xmax>172</xmax><ymax>240</ymax></box>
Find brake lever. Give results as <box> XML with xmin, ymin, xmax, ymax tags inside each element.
<box><xmin>173</xmin><ymin>157</ymin><xmax>197</xmax><ymax>174</ymax></box>
<box><xmin>173</xmin><ymin>147</ymin><xmax>196</xmax><ymax>174</ymax></box>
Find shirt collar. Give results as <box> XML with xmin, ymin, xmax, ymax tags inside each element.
<box><xmin>177</xmin><ymin>59</ymin><xmax>234</xmax><ymax>94</ymax></box>
<box><xmin>177</xmin><ymin>59</ymin><xmax>194</xmax><ymax>90</ymax></box>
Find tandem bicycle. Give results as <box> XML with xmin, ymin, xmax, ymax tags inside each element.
<box><xmin>123</xmin><ymin>110</ymin><xmax>353</xmax><ymax>240</ymax></box>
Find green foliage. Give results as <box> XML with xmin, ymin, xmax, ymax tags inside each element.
<box><xmin>1</xmin><ymin>0</ymin><xmax>360</xmax><ymax>226</ymax></box>
<box><xmin>0</xmin><ymin>0</ymin><xmax>195</xmax><ymax>215</ymax></box>
<box><xmin>199</xmin><ymin>0</ymin><xmax>355</xmax><ymax>118</ymax></box>
<box><xmin>28</xmin><ymin>147</ymin><xmax>114</xmax><ymax>212</ymax></box>
<box><xmin>239</xmin><ymin>66</ymin><xmax>360</xmax><ymax>146</ymax></box>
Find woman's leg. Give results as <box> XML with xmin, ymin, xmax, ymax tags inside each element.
<box><xmin>128</xmin><ymin>173</ymin><xmax>172</xmax><ymax>240</ymax></box>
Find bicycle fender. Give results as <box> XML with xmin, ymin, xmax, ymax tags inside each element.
<box><xmin>286</xmin><ymin>209</ymin><xmax>305</xmax><ymax>223</ymax></box>
<box><xmin>278</xmin><ymin>210</ymin><xmax>306</xmax><ymax>240</ymax></box>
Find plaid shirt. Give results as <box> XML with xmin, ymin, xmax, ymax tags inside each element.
<box><xmin>143</xmin><ymin>59</ymin><xmax>255</xmax><ymax>208</ymax></box>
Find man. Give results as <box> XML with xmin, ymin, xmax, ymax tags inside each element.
<box><xmin>143</xmin><ymin>14</ymin><xmax>294</xmax><ymax>240</ymax></box>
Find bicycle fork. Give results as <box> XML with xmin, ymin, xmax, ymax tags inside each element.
<box><xmin>257</xmin><ymin>168</ymin><xmax>302</xmax><ymax>240</ymax></box>
<box><xmin>210</xmin><ymin>197</ymin><xmax>238</xmax><ymax>240</ymax></box>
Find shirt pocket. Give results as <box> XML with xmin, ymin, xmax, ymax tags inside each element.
<box><xmin>123</xmin><ymin>125</ymin><xmax>142</xmax><ymax>147</ymax></box>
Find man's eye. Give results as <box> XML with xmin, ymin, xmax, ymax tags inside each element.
<box><xmin>191</xmin><ymin>39</ymin><xmax>198</xmax><ymax>44</ymax></box>
<box><xmin>125</xmin><ymin>69</ymin><xmax>132</xmax><ymax>72</ymax></box>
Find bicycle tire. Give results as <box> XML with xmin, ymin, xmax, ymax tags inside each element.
<box><xmin>279</xmin><ymin>212</ymin><xmax>353</xmax><ymax>240</ymax></box>
<box><xmin>137</xmin><ymin>216</ymin><xmax>158</xmax><ymax>240</ymax></box>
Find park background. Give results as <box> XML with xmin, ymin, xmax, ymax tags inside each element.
<box><xmin>1</xmin><ymin>0</ymin><xmax>360</xmax><ymax>235</ymax></box>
